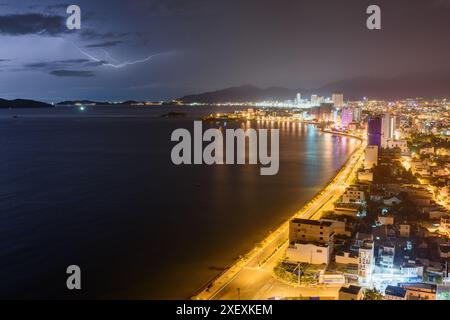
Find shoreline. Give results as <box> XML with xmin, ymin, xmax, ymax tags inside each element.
<box><xmin>191</xmin><ymin>129</ymin><xmax>364</xmax><ymax>300</ymax></box>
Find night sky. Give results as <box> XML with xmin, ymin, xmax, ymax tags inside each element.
<box><xmin>1</xmin><ymin>0</ymin><xmax>450</xmax><ymax>101</ymax></box>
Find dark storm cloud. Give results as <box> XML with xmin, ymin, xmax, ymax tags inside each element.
<box><xmin>27</xmin><ymin>4</ymin><xmax>69</xmax><ymax>11</ymax></box>
<box><xmin>45</xmin><ymin>4</ymin><xmax>71</xmax><ymax>10</ymax></box>
<box><xmin>50</xmin><ymin>70</ymin><xmax>95</xmax><ymax>77</ymax></box>
<box><xmin>24</xmin><ymin>59</ymin><xmax>91</xmax><ymax>70</ymax></box>
<box><xmin>80</xmin><ymin>29</ymin><xmax>131</xmax><ymax>41</ymax></box>
<box><xmin>59</xmin><ymin>59</ymin><xmax>91</xmax><ymax>64</ymax></box>
<box><xmin>85</xmin><ymin>41</ymin><xmax>123</xmax><ymax>48</ymax></box>
<box><xmin>83</xmin><ymin>61</ymin><xmax>108</xmax><ymax>67</ymax></box>
<box><xmin>0</xmin><ymin>13</ymin><xmax>65</xmax><ymax>36</ymax></box>
<box><xmin>25</xmin><ymin>62</ymin><xmax>51</xmax><ymax>68</ymax></box>
<box><xmin>27</xmin><ymin>3</ymin><xmax>97</xmax><ymax>20</ymax></box>
<box><xmin>22</xmin><ymin>59</ymin><xmax>109</xmax><ymax>76</ymax></box>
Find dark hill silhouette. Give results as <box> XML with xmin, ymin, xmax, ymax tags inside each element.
<box><xmin>181</xmin><ymin>85</ymin><xmax>300</xmax><ymax>103</ymax></box>
<box><xmin>180</xmin><ymin>70</ymin><xmax>450</xmax><ymax>102</ymax></box>
<box><xmin>56</xmin><ymin>100</ymin><xmax>146</xmax><ymax>106</ymax></box>
<box><xmin>0</xmin><ymin>98</ymin><xmax>51</xmax><ymax>108</ymax></box>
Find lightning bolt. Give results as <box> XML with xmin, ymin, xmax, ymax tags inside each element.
<box><xmin>101</xmin><ymin>50</ymin><xmax>119</xmax><ymax>63</ymax></box>
<box><xmin>70</xmin><ymin>42</ymin><xmax>174</xmax><ymax>69</ymax></box>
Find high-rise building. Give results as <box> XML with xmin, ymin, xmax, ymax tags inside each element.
<box><xmin>289</xmin><ymin>219</ymin><xmax>334</xmax><ymax>244</ymax></box>
<box><xmin>295</xmin><ymin>93</ymin><xmax>302</xmax><ymax>105</ymax></box>
<box><xmin>320</xmin><ymin>103</ymin><xmax>333</xmax><ymax>121</ymax></box>
<box><xmin>364</xmin><ymin>145</ymin><xmax>379</xmax><ymax>169</ymax></box>
<box><xmin>353</xmin><ymin>106</ymin><xmax>362</xmax><ymax>122</ymax></box>
<box><xmin>381</xmin><ymin>113</ymin><xmax>396</xmax><ymax>148</ymax></box>
<box><xmin>341</xmin><ymin>107</ymin><xmax>353</xmax><ymax>128</ymax></box>
<box><xmin>332</xmin><ymin>109</ymin><xmax>339</xmax><ymax>123</ymax></box>
<box><xmin>309</xmin><ymin>103</ymin><xmax>333</xmax><ymax>121</ymax></box>
<box><xmin>317</xmin><ymin>96</ymin><xmax>325</xmax><ymax>105</ymax></box>
<box><xmin>332</xmin><ymin>92</ymin><xmax>344</xmax><ymax>108</ymax></box>
<box><xmin>368</xmin><ymin>116</ymin><xmax>382</xmax><ymax>148</ymax></box>
<box><xmin>358</xmin><ymin>241</ymin><xmax>374</xmax><ymax>284</ymax></box>
<box><xmin>310</xmin><ymin>94</ymin><xmax>319</xmax><ymax>106</ymax></box>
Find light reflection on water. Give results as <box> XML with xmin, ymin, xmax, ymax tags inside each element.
<box><xmin>0</xmin><ymin>106</ymin><xmax>357</xmax><ymax>299</ymax></box>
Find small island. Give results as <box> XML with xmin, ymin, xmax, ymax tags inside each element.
<box><xmin>0</xmin><ymin>98</ymin><xmax>52</xmax><ymax>109</ymax></box>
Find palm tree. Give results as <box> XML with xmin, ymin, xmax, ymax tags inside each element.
<box><xmin>364</xmin><ymin>289</ymin><xmax>383</xmax><ymax>300</ymax></box>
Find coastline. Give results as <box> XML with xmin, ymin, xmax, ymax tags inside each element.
<box><xmin>191</xmin><ymin>129</ymin><xmax>365</xmax><ymax>300</ymax></box>
<box><xmin>0</xmin><ymin>107</ymin><xmax>359</xmax><ymax>299</ymax></box>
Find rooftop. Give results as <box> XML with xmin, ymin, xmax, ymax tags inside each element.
<box><xmin>339</xmin><ymin>285</ymin><xmax>362</xmax><ymax>295</ymax></box>
<box><xmin>385</xmin><ymin>285</ymin><xmax>407</xmax><ymax>298</ymax></box>
<box><xmin>290</xmin><ymin>240</ymin><xmax>330</xmax><ymax>248</ymax></box>
<box><xmin>355</xmin><ymin>232</ymin><xmax>373</xmax><ymax>241</ymax></box>
<box><xmin>291</xmin><ymin>219</ymin><xmax>333</xmax><ymax>227</ymax></box>
<box><xmin>399</xmin><ymin>282</ymin><xmax>437</xmax><ymax>293</ymax></box>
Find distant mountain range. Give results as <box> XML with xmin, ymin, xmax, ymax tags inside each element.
<box><xmin>180</xmin><ymin>70</ymin><xmax>450</xmax><ymax>103</ymax></box>
<box><xmin>0</xmin><ymin>99</ymin><xmax>159</xmax><ymax>108</ymax></box>
<box><xmin>2</xmin><ymin>70</ymin><xmax>450</xmax><ymax>106</ymax></box>
<box><xmin>180</xmin><ymin>85</ymin><xmax>297</xmax><ymax>103</ymax></box>
<box><xmin>0</xmin><ymin>98</ymin><xmax>51</xmax><ymax>108</ymax></box>
<box><xmin>56</xmin><ymin>100</ymin><xmax>146</xmax><ymax>106</ymax></box>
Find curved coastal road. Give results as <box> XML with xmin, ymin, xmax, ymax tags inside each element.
<box><xmin>195</xmin><ymin>136</ymin><xmax>366</xmax><ymax>300</ymax></box>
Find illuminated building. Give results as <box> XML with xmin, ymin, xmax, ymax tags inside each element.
<box><xmin>358</xmin><ymin>241</ymin><xmax>374</xmax><ymax>283</ymax></box>
<box><xmin>399</xmin><ymin>283</ymin><xmax>437</xmax><ymax>300</ymax></box>
<box><xmin>342</xmin><ymin>186</ymin><xmax>365</xmax><ymax>204</ymax></box>
<box><xmin>341</xmin><ymin>107</ymin><xmax>353</xmax><ymax>127</ymax></box>
<box><xmin>320</xmin><ymin>103</ymin><xmax>334</xmax><ymax>121</ymax></box>
<box><xmin>386</xmin><ymin>140</ymin><xmax>408</xmax><ymax>153</ymax></box>
<box><xmin>310</xmin><ymin>103</ymin><xmax>333</xmax><ymax>121</ymax></box>
<box><xmin>353</xmin><ymin>106</ymin><xmax>362</xmax><ymax>122</ymax></box>
<box><xmin>295</xmin><ymin>93</ymin><xmax>302</xmax><ymax>105</ymax></box>
<box><xmin>285</xmin><ymin>242</ymin><xmax>331</xmax><ymax>265</ymax></box>
<box><xmin>332</xmin><ymin>92</ymin><xmax>344</xmax><ymax>108</ymax></box>
<box><xmin>381</xmin><ymin>113</ymin><xmax>396</xmax><ymax>148</ymax></box>
<box><xmin>357</xmin><ymin>170</ymin><xmax>374</xmax><ymax>182</ymax></box>
<box><xmin>289</xmin><ymin>219</ymin><xmax>334</xmax><ymax>244</ymax></box>
<box><xmin>368</xmin><ymin>116</ymin><xmax>382</xmax><ymax>148</ymax></box>
<box><xmin>441</xmin><ymin>216</ymin><xmax>450</xmax><ymax>235</ymax></box>
<box><xmin>332</xmin><ymin>109</ymin><xmax>339</xmax><ymax>123</ymax></box>
<box><xmin>379</xmin><ymin>243</ymin><xmax>395</xmax><ymax>269</ymax></box>
<box><xmin>364</xmin><ymin>145</ymin><xmax>379</xmax><ymax>170</ymax></box>
<box><xmin>310</xmin><ymin>94</ymin><xmax>319</xmax><ymax>106</ymax></box>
